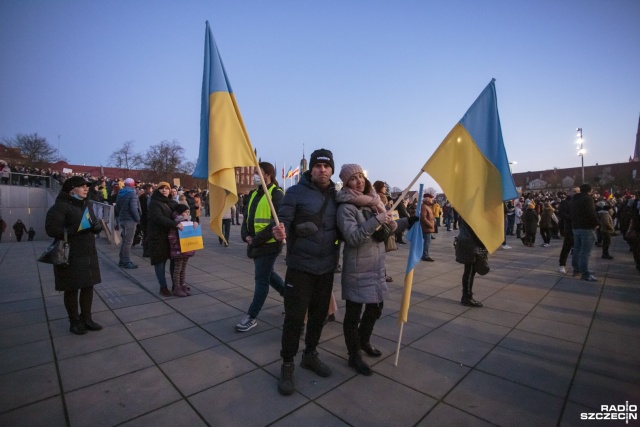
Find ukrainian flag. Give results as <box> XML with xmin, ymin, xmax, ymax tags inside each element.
<box><xmin>423</xmin><ymin>79</ymin><xmax>517</xmax><ymax>253</ymax></box>
<box><xmin>193</xmin><ymin>21</ymin><xmax>258</xmax><ymax>241</ymax></box>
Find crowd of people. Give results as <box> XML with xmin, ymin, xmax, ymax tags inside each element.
<box><xmin>29</xmin><ymin>149</ymin><xmax>640</xmax><ymax>396</ymax></box>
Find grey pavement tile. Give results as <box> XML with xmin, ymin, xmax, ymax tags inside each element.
<box><xmin>417</xmin><ymin>402</ymin><xmax>494</xmax><ymax>427</ymax></box>
<box><xmin>568</xmin><ymin>370</ymin><xmax>640</xmax><ymax>410</ymax></box>
<box><xmin>390</xmin><ymin>304</ymin><xmax>455</xmax><ymax>329</ymax></box>
<box><xmin>366</xmin><ymin>314</ymin><xmax>433</xmax><ymax>346</ymax></box>
<box><xmin>528</xmin><ymin>303</ymin><xmax>595</xmax><ymax>328</ymax></box>
<box><xmin>139</xmin><ymin>326</ymin><xmax>221</xmax><ymax>364</ymax></box>
<box><xmin>124</xmin><ymin>312</ymin><xmax>196</xmax><ymax>341</ymax></box>
<box><xmin>252</xmin><ymin>304</ymin><xmax>288</xmax><ymax>329</ymax></box>
<box><xmin>65</xmin><ymin>366</ymin><xmax>182</xmax><ymax>427</ymax></box>
<box><xmin>516</xmin><ymin>316</ymin><xmax>589</xmax><ymax>344</ymax></box>
<box><xmin>436</xmin><ymin>316</ymin><xmax>512</xmax><ymax>345</ymax></box>
<box><xmin>102</xmin><ymin>290</ymin><xmax>162</xmax><ymax>309</ymax></box>
<box><xmin>591</xmin><ymin>313</ymin><xmax>640</xmax><ymax>338</ymax></box>
<box><xmin>558</xmin><ymin>401</ymin><xmax>601</xmax><ymax>427</ymax></box>
<box><xmin>0</xmin><ymin>289</ymin><xmax>42</xmax><ymax>304</ymax></box>
<box><xmin>227</xmin><ymin>328</ymin><xmax>287</xmax><ymax>367</ymax></box>
<box><xmin>445</xmin><ymin>370</ymin><xmax>564</xmax><ymax>426</ymax></box>
<box><xmin>200</xmin><ymin>315</ymin><xmax>274</xmax><ymax>343</ymax></box>
<box><xmin>208</xmin><ymin>287</ymin><xmax>254</xmax><ymax>302</ymax></box>
<box><xmin>585</xmin><ymin>326</ymin><xmax>640</xmax><ymax>357</ymax></box>
<box><xmin>159</xmin><ymin>345</ymin><xmax>256</xmax><ymax>396</ymax></box>
<box><xmin>271</xmin><ymin>402</ymin><xmax>349</xmax><ymax>427</ymax></box>
<box><xmin>499</xmin><ymin>329</ymin><xmax>583</xmax><ymax>365</ymax></box>
<box><xmin>58</xmin><ymin>342</ymin><xmax>154</xmax><ymax>391</ymax></box>
<box><xmin>416</xmin><ymin>296</ymin><xmax>473</xmax><ymax>316</ymax></box>
<box><xmin>113</xmin><ymin>301</ymin><xmax>176</xmax><ymax>323</ymax></box>
<box><xmin>410</xmin><ymin>329</ymin><xmax>495</xmax><ymax>367</ymax></box>
<box><xmin>0</xmin><ymin>339</ymin><xmax>53</xmax><ymax>375</ymax></box>
<box><xmin>0</xmin><ymin>363</ymin><xmax>60</xmax><ymax>413</ymax></box>
<box><xmin>163</xmin><ymin>293</ymin><xmax>218</xmax><ymax>311</ymax></box>
<box><xmin>491</xmin><ymin>285</ymin><xmax>549</xmax><ymax>304</ymax></box>
<box><xmin>53</xmin><ymin>323</ymin><xmax>135</xmax><ymax>359</ymax></box>
<box><xmin>178</xmin><ymin>300</ymin><xmax>243</xmax><ymax>324</ymax></box>
<box><xmin>316</xmin><ymin>372</ymin><xmax>436</xmax><ymax>427</ymax></box>
<box><xmin>0</xmin><ymin>396</ymin><xmax>66</xmax><ymax>427</ymax></box>
<box><xmin>45</xmin><ymin>303</ymin><xmax>69</xmax><ymax>321</ymax></box>
<box><xmin>119</xmin><ymin>400</ymin><xmax>208</xmax><ymax>427</ymax></box>
<box><xmin>0</xmin><ymin>321</ymin><xmax>49</xmax><ymax>348</ymax></box>
<box><xmin>577</xmin><ymin>344</ymin><xmax>640</xmax><ymax>384</ymax></box>
<box><xmin>189</xmin><ymin>369</ymin><xmax>308</xmax><ymax>427</ymax></box>
<box><xmin>552</xmin><ymin>279</ymin><xmax>603</xmax><ymax>297</ymax></box>
<box><xmin>460</xmin><ymin>306</ymin><xmax>525</xmax><ymax>328</ymax></box>
<box><xmin>480</xmin><ymin>295</ymin><xmax>536</xmax><ymax>314</ymax></box>
<box><xmin>0</xmin><ymin>298</ymin><xmax>43</xmax><ymax>315</ymax></box>
<box><xmin>190</xmin><ymin>278</ymin><xmax>237</xmax><ymax>293</ymax></box>
<box><xmin>476</xmin><ymin>346</ymin><xmax>574</xmax><ymax>397</ymax></box>
<box><xmin>376</xmin><ymin>346</ymin><xmax>470</xmax><ymax>399</ymax></box>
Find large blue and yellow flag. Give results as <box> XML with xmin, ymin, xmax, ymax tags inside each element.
<box><xmin>193</xmin><ymin>21</ymin><xmax>258</xmax><ymax>241</ymax></box>
<box><xmin>399</xmin><ymin>185</ymin><xmax>424</xmax><ymax>323</ymax></box>
<box><xmin>423</xmin><ymin>79</ymin><xmax>517</xmax><ymax>254</ymax></box>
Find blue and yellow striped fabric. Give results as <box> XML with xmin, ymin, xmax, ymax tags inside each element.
<box><xmin>423</xmin><ymin>80</ymin><xmax>517</xmax><ymax>253</ymax></box>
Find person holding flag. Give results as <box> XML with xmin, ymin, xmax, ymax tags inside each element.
<box><xmin>455</xmin><ymin>217</ymin><xmax>490</xmax><ymax>307</ymax></box>
<box><xmin>335</xmin><ymin>164</ymin><xmax>417</xmax><ymax>375</ymax></box>
<box><xmin>45</xmin><ymin>176</ymin><xmax>104</xmax><ymax>335</ymax></box>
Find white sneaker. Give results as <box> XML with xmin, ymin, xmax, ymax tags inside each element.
<box><xmin>558</xmin><ymin>266</ymin><xmax>566</xmax><ymax>274</ymax></box>
<box><xmin>542</xmin><ymin>243</ymin><xmax>549</xmax><ymax>247</ymax></box>
<box><xmin>501</xmin><ymin>245</ymin><xmax>511</xmax><ymax>249</ymax></box>
<box><xmin>236</xmin><ymin>315</ymin><xmax>257</xmax><ymax>332</ymax></box>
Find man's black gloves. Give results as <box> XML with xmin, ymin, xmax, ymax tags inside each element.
<box><xmin>90</xmin><ymin>221</ymin><xmax>103</xmax><ymax>234</ymax></box>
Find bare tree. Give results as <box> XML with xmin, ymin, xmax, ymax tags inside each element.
<box><xmin>109</xmin><ymin>140</ymin><xmax>143</xmax><ymax>170</ymax></box>
<box><xmin>4</xmin><ymin>133</ymin><xmax>61</xmax><ymax>166</ymax></box>
<box><xmin>143</xmin><ymin>140</ymin><xmax>187</xmax><ymax>182</ymax></box>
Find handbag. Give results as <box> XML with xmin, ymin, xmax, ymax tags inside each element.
<box><xmin>385</xmin><ymin>234</ymin><xmax>398</xmax><ymax>252</ymax></box>
<box><xmin>38</xmin><ymin>229</ymin><xmax>69</xmax><ymax>267</ymax></box>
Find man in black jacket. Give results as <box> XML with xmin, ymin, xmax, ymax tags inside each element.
<box><xmin>569</xmin><ymin>183</ymin><xmax>600</xmax><ymax>281</ymax></box>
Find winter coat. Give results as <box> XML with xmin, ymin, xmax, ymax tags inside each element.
<box><xmin>277</xmin><ymin>170</ymin><xmax>338</xmax><ymax>275</ymax></box>
<box><xmin>539</xmin><ymin>206</ymin><xmax>555</xmax><ymax>229</ymax></box>
<box><xmin>45</xmin><ymin>192</ymin><xmax>101</xmax><ymax>291</ymax></box>
<box><xmin>569</xmin><ymin>192</ymin><xmax>599</xmax><ymax>230</ymax></box>
<box><xmin>115</xmin><ymin>187</ymin><xmax>141</xmax><ymax>222</ymax></box>
<box><xmin>147</xmin><ymin>189</ymin><xmax>178</xmax><ymax>265</ymax></box>
<box><xmin>598</xmin><ymin>210</ymin><xmax>615</xmax><ymax>235</ymax></box>
<box><xmin>168</xmin><ymin>212</ymin><xmax>196</xmax><ymax>259</ymax></box>
<box><xmin>13</xmin><ymin>221</ymin><xmax>27</xmax><ymax>237</ymax></box>
<box><xmin>420</xmin><ymin>201</ymin><xmax>435</xmax><ymax>233</ymax></box>
<box><xmin>455</xmin><ymin>219</ymin><xmax>486</xmax><ymax>265</ymax></box>
<box><xmin>522</xmin><ymin>208</ymin><xmax>539</xmax><ymax>234</ymax></box>
<box><xmin>241</xmin><ymin>183</ymin><xmax>284</xmax><ymax>258</ymax></box>
<box><xmin>336</xmin><ymin>191</ymin><xmax>388</xmax><ymax>304</ymax></box>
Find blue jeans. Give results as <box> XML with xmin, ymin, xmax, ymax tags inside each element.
<box><xmin>248</xmin><ymin>253</ymin><xmax>284</xmax><ymax>318</ymax></box>
<box><xmin>572</xmin><ymin>229</ymin><xmax>596</xmax><ymax>278</ymax></box>
<box><xmin>154</xmin><ymin>259</ymin><xmax>175</xmax><ymax>288</ymax></box>
<box><xmin>422</xmin><ymin>232</ymin><xmax>432</xmax><ymax>258</ymax></box>
<box><xmin>119</xmin><ymin>220</ymin><xmax>138</xmax><ymax>263</ymax></box>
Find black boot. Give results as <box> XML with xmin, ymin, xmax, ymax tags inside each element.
<box><xmin>81</xmin><ymin>314</ymin><xmax>103</xmax><ymax>331</ymax></box>
<box><xmin>348</xmin><ymin>353</ymin><xmax>373</xmax><ymax>376</ymax></box>
<box><xmin>461</xmin><ymin>264</ymin><xmax>483</xmax><ymax>307</ymax></box>
<box><xmin>69</xmin><ymin>316</ymin><xmax>87</xmax><ymax>335</ymax></box>
<box><xmin>278</xmin><ymin>362</ymin><xmax>295</xmax><ymax>395</ymax></box>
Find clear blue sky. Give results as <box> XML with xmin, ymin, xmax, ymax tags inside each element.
<box><xmin>1</xmin><ymin>0</ymin><xmax>639</xmax><ymax>191</ymax></box>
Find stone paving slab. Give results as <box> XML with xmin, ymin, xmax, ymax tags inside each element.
<box><xmin>0</xmin><ymin>222</ymin><xmax>639</xmax><ymax>426</ymax></box>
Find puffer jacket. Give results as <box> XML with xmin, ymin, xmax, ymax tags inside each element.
<box><xmin>115</xmin><ymin>187</ymin><xmax>141</xmax><ymax>222</ymax></box>
<box><xmin>569</xmin><ymin>192</ymin><xmax>599</xmax><ymax>230</ymax></box>
<box><xmin>598</xmin><ymin>210</ymin><xmax>615</xmax><ymax>235</ymax></box>
<box><xmin>45</xmin><ymin>192</ymin><xmax>101</xmax><ymax>291</ymax></box>
<box><xmin>336</xmin><ymin>191</ymin><xmax>388</xmax><ymax>304</ymax></box>
<box><xmin>277</xmin><ymin>171</ymin><xmax>338</xmax><ymax>275</ymax></box>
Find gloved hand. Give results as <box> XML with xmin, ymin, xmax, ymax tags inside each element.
<box><xmin>91</xmin><ymin>221</ymin><xmax>103</xmax><ymax>234</ymax></box>
<box><xmin>408</xmin><ymin>216</ymin><xmax>420</xmax><ymax>228</ymax></box>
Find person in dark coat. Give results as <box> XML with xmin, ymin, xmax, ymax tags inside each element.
<box><xmin>146</xmin><ymin>182</ymin><xmax>180</xmax><ymax>297</ymax></box>
<box><xmin>45</xmin><ymin>176</ymin><xmax>103</xmax><ymax>335</ymax></box>
<box><xmin>455</xmin><ymin>217</ymin><xmax>489</xmax><ymax>307</ymax></box>
<box><xmin>13</xmin><ymin>219</ymin><xmax>27</xmax><ymax>241</ymax></box>
<box><xmin>521</xmin><ymin>202</ymin><xmax>538</xmax><ymax>247</ymax></box>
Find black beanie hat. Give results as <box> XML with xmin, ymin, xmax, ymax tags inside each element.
<box><xmin>174</xmin><ymin>204</ymin><xmax>190</xmax><ymax>214</ymax></box>
<box><xmin>309</xmin><ymin>148</ymin><xmax>334</xmax><ymax>174</ymax></box>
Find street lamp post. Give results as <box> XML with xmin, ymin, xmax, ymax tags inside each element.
<box><xmin>576</xmin><ymin>128</ymin><xmax>585</xmax><ymax>183</ymax></box>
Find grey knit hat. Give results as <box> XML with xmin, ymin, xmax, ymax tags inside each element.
<box><xmin>339</xmin><ymin>164</ymin><xmax>364</xmax><ymax>183</ymax></box>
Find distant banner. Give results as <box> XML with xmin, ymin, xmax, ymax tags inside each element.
<box><xmin>62</xmin><ymin>168</ymin><xmax>73</xmax><ymax>173</ymax></box>
<box><xmin>178</xmin><ymin>221</ymin><xmax>204</xmax><ymax>252</ymax></box>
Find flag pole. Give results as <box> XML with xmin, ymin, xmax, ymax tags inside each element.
<box><xmin>389</xmin><ymin>169</ymin><xmax>424</xmax><ymax>211</ymax></box>
<box><xmin>394</xmin><ymin>318</ymin><xmax>405</xmax><ymax>366</ymax></box>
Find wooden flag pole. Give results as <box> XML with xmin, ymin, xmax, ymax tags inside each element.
<box><xmin>394</xmin><ymin>322</ymin><xmax>404</xmax><ymax>366</ymax></box>
<box><xmin>389</xmin><ymin>169</ymin><xmax>425</xmax><ymax>211</ymax></box>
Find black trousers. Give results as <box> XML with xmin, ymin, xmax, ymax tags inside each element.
<box><xmin>462</xmin><ymin>263</ymin><xmax>476</xmax><ymax>299</ymax></box>
<box><xmin>343</xmin><ymin>300</ymin><xmax>383</xmax><ymax>356</ymax></box>
<box><xmin>280</xmin><ymin>268</ymin><xmax>334</xmax><ymax>362</ymax></box>
<box><xmin>559</xmin><ymin>231</ymin><xmax>574</xmax><ymax>266</ymax></box>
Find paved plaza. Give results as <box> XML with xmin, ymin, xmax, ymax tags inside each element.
<box><xmin>0</xmin><ymin>222</ymin><xmax>639</xmax><ymax>426</ymax></box>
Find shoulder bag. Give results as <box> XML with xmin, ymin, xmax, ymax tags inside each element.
<box><xmin>38</xmin><ymin>229</ymin><xmax>69</xmax><ymax>267</ymax></box>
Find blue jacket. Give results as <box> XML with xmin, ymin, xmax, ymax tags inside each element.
<box><xmin>115</xmin><ymin>187</ymin><xmax>141</xmax><ymax>222</ymax></box>
<box><xmin>278</xmin><ymin>171</ymin><xmax>338</xmax><ymax>275</ymax></box>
